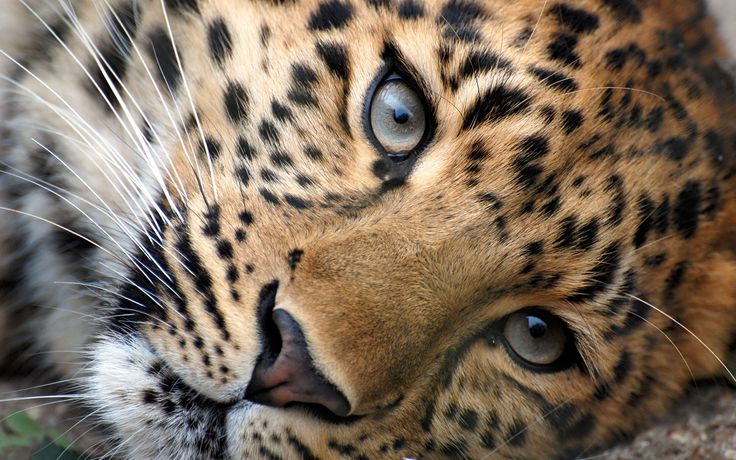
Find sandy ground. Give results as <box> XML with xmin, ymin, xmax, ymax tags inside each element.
<box><xmin>602</xmin><ymin>385</ymin><xmax>736</xmax><ymax>459</ymax></box>
<box><xmin>0</xmin><ymin>1</ymin><xmax>735</xmax><ymax>459</ymax></box>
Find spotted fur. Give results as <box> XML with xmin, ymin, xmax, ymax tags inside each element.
<box><xmin>1</xmin><ymin>0</ymin><xmax>736</xmax><ymax>458</ymax></box>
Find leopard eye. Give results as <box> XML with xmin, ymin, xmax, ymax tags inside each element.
<box><xmin>503</xmin><ymin>310</ymin><xmax>568</xmax><ymax>366</ymax></box>
<box><xmin>369</xmin><ymin>74</ymin><xmax>426</xmax><ymax>157</ymax></box>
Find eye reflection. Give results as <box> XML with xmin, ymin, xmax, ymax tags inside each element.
<box><xmin>369</xmin><ymin>74</ymin><xmax>426</xmax><ymax>156</ymax></box>
<box><xmin>503</xmin><ymin>310</ymin><xmax>568</xmax><ymax>366</ymax></box>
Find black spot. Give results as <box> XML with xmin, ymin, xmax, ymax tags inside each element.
<box><xmin>605</xmin><ymin>175</ymin><xmax>626</xmax><ymax>226</ymax></box>
<box><xmin>208</xmin><ymin>18</ymin><xmax>233</xmax><ymax>65</ymax></box>
<box><xmin>328</xmin><ymin>440</ymin><xmax>357</xmax><ymax>456</ymax></box>
<box><xmin>288</xmin><ymin>64</ymin><xmax>319</xmax><ymax>107</ymax></box>
<box><xmin>633</xmin><ymin>194</ymin><xmax>654</xmax><ymax>248</ymax></box>
<box><xmin>605</xmin><ymin>43</ymin><xmax>645</xmax><ymax>72</ymax></box>
<box><xmin>529</xmin><ymin>66</ymin><xmax>578</xmax><ymax>92</ymax></box>
<box><xmin>478</xmin><ymin>192</ymin><xmax>502</xmax><ymax>211</ymax></box>
<box><xmin>236</xmin><ymin>167</ymin><xmax>250</xmax><ymax>187</ymax></box>
<box><xmin>239</xmin><ymin>211</ymin><xmax>254</xmax><ymax>226</ymax></box>
<box><xmin>288</xmin><ymin>249</ymin><xmax>304</xmax><ymax>270</ymax></box>
<box><xmin>308</xmin><ymin>0</ymin><xmax>354</xmax><ymax>31</ymax></box>
<box><xmin>367</xmin><ymin>0</ymin><xmax>390</xmax><ymax>8</ymax></box>
<box><xmin>292</xmin><ymin>63</ymin><xmax>319</xmax><ymax>87</ymax></box>
<box><xmin>614</xmin><ymin>351</ymin><xmax>632</xmax><ymax>383</ymax></box>
<box><xmin>554</xmin><ymin>413</ymin><xmax>596</xmax><ymax>440</ymax></box>
<box><xmin>260</xmin><ymin>168</ymin><xmax>278</xmax><ymax>183</ymax></box>
<box><xmin>549</xmin><ymin>3</ymin><xmax>599</xmax><ymax>33</ymax></box>
<box><xmin>605</xmin><ymin>49</ymin><xmax>627</xmax><ymax>71</ymax></box>
<box><xmin>645</xmin><ymin>107</ymin><xmax>664</xmax><ymax>132</ymax></box>
<box><xmin>567</xmin><ymin>242</ymin><xmax>620</xmax><ymax>301</ymax></box>
<box><xmin>462</xmin><ymin>86</ymin><xmax>532</xmax><ymax>130</ymax></box>
<box><xmin>589</xmin><ymin>143</ymin><xmax>614</xmax><ymax>160</ymax></box>
<box><xmin>525</xmin><ymin>240</ymin><xmax>544</xmax><ymax>256</ymax></box>
<box><xmin>656</xmin><ymin>137</ymin><xmax>690</xmax><ymax>161</ymax></box>
<box><xmin>541</xmin><ymin>196</ymin><xmax>561</xmax><ymax>216</ymax></box>
<box><xmin>259</xmin><ymin>24</ymin><xmax>271</xmax><ymax>46</ymax></box>
<box><xmin>260</xmin><ymin>189</ymin><xmax>281</xmax><ymax>205</ymax></box>
<box><xmin>202</xmin><ymin>205</ymin><xmax>221</xmax><ymax>237</ymax></box>
<box><xmin>601</xmin><ymin>0</ymin><xmax>641</xmax><ymax>22</ymax></box>
<box><xmin>540</xmin><ymin>106</ymin><xmax>556</xmax><ymax>123</ymax></box>
<box><xmin>547</xmin><ymin>33</ymin><xmax>581</xmax><ymax>68</ymax></box>
<box><xmin>561</xmin><ymin>110</ymin><xmax>584</xmax><ymax>134</ymax></box>
<box><xmin>316</xmin><ymin>41</ymin><xmax>350</xmax><ymax>80</ymax></box>
<box><xmin>271</xmin><ymin>151</ymin><xmax>294</xmax><ymax>168</ymax></box>
<box><xmin>398</xmin><ymin>0</ymin><xmax>424</xmax><ymax>19</ymax></box>
<box><xmin>513</xmin><ymin>135</ymin><xmax>550</xmax><ymax>187</ymax></box>
<box><xmin>666</xmin><ymin>94</ymin><xmax>689</xmax><ymax>120</ymax></box>
<box><xmin>304</xmin><ymin>145</ymin><xmax>324</xmax><ymax>162</ymax></box>
<box><xmin>702</xmin><ymin>184</ymin><xmax>721</xmax><ymax>217</ymax></box>
<box><xmin>704</xmin><ymin>130</ymin><xmax>727</xmax><ymax>166</ymax></box>
<box><xmin>555</xmin><ymin>216</ymin><xmax>578</xmax><ymax>248</ymax></box>
<box><xmin>176</xmin><ymin>228</ymin><xmax>230</xmax><ymax>340</ymax></box>
<box><xmin>296</xmin><ymin>174</ymin><xmax>315</xmax><ymax>187</ymax></box>
<box><xmin>141</xmin><ymin>120</ymin><xmax>155</xmax><ymax>143</ymax></box>
<box><xmin>216</xmin><ymin>240</ymin><xmax>234</xmax><ymax>259</ymax></box>
<box><xmin>674</xmin><ymin>181</ymin><xmax>701</xmax><ymax>238</ymax></box>
<box><xmin>505</xmin><ymin>420</ymin><xmax>527</xmax><ymax>446</ymax></box>
<box><xmin>458</xmin><ymin>409</ymin><xmax>479</xmax><ymax>431</ymax></box>
<box><xmin>287</xmin><ymin>436</ymin><xmax>318</xmax><ymax>460</ymax></box>
<box><xmin>237</xmin><ymin>137</ymin><xmax>258</xmax><ymax>161</ymax></box>
<box><xmin>654</xmin><ymin>196</ymin><xmax>670</xmax><ymax>234</ymax></box>
<box><xmin>284</xmin><ymin>195</ymin><xmax>313</xmax><ymax>209</ymax></box>
<box><xmin>199</xmin><ymin>137</ymin><xmax>222</xmax><ymax>160</ymax></box>
<box><xmin>439</xmin><ymin>0</ymin><xmax>487</xmax><ymax>27</ymax></box>
<box><xmin>91</xmin><ymin>2</ymin><xmax>140</xmax><ymax>110</ymax></box>
<box><xmin>459</xmin><ymin>51</ymin><xmax>512</xmax><ymax>79</ymax></box>
<box><xmin>645</xmin><ymin>253</ymin><xmax>667</xmax><ymax>267</ymax></box>
<box><xmin>467</xmin><ymin>142</ymin><xmax>490</xmax><ymax>161</ymax></box>
<box><xmin>259</xmin><ymin>120</ymin><xmax>280</xmax><ymax>145</ymax></box>
<box><xmin>164</xmin><ymin>0</ymin><xmax>198</xmax><ymax>14</ymax></box>
<box><xmin>271</xmin><ymin>99</ymin><xmax>294</xmax><ymax>122</ymax></box>
<box><xmin>147</xmin><ymin>28</ymin><xmax>181</xmax><ymax>92</ymax></box>
<box><xmin>612</xmin><ymin>297</ymin><xmax>650</xmax><ymax>338</ymax></box>
<box><xmin>224</xmin><ymin>82</ymin><xmax>250</xmax><ymax>124</ymax></box>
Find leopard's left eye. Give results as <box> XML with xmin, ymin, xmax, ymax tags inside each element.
<box><xmin>368</xmin><ymin>74</ymin><xmax>427</xmax><ymax>158</ymax></box>
<box><xmin>503</xmin><ymin>309</ymin><xmax>569</xmax><ymax>367</ymax></box>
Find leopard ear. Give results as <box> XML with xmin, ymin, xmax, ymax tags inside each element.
<box><xmin>683</xmin><ymin>249</ymin><xmax>736</xmax><ymax>380</ymax></box>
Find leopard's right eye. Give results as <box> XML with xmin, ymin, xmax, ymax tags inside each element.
<box><xmin>367</xmin><ymin>73</ymin><xmax>428</xmax><ymax>160</ymax></box>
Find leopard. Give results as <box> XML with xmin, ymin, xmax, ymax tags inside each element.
<box><xmin>1</xmin><ymin>0</ymin><xmax>735</xmax><ymax>458</ymax></box>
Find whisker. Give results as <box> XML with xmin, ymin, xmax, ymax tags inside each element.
<box><xmin>626</xmin><ymin>294</ymin><xmax>736</xmax><ymax>384</ymax></box>
<box><xmin>523</xmin><ymin>0</ymin><xmax>549</xmax><ymax>52</ymax></box>
<box><xmin>0</xmin><ymin>395</ymin><xmax>85</xmax><ymax>404</ymax></box>
<box><xmin>159</xmin><ymin>0</ymin><xmax>215</xmax><ymax>205</ymax></box>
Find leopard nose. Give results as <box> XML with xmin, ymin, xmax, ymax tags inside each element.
<box><xmin>245</xmin><ymin>308</ymin><xmax>351</xmax><ymax>417</ymax></box>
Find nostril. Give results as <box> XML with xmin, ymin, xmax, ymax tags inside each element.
<box><xmin>255</xmin><ymin>280</ymin><xmax>282</xmax><ymax>365</ymax></box>
<box><xmin>246</xmin><ymin>285</ymin><xmax>351</xmax><ymax>418</ymax></box>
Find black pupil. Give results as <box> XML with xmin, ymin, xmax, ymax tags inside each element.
<box><xmin>527</xmin><ymin>316</ymin><xmax>548</xmax><ymax>339</ymax></box>
<box><xmin>393</xmin><ymin>105</ymin><xmax>411</xmax><ymax>124</ymax></box>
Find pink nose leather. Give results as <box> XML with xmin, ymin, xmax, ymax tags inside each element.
<box><xmin>245</xmin><ymin>309</ymin><xmax>351</xmax><ymax>417</ymax></box>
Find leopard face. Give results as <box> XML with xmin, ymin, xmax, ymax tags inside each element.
<box><xmin>2</xmin><ymin>0</ymin><xmax>736</xmax><ymax>458</ymax></box>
